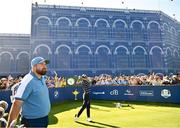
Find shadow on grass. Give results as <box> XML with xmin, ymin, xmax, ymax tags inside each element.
<box><xmin>49</xmin><ymin>100</ymin><xmax>82</xmax><ymax>125</ymax></box>
<box><xmin>92</xmin><ymin>121</ymin><xmax>121</xmax><ymax>128</ymax></box>
<box><xmin>75</xmin><ymin>121</ymin><xmax>104</xmax><ymax>128</ymax></box>
<box><xmin>76</xmin><ymin>121</ymin><xmax>121</xmax><ymax>128</ymax></box>
<box><xmin>91</xmin><ymin>106</ymin><xmax>110</xmax><ymax>112</ymax></box>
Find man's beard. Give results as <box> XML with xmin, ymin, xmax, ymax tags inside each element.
<box><xmin>36</xmin><ymin>68</ymin><xmax>47</xmax><ymax>75</ymax></box>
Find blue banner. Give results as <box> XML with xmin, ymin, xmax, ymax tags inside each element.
<box><xmin>90</xmin><ymin>86</ymin><xmax>180</xmax><ymax>103</ymax></box>
<box><xmin>1</xmin><ymin>86</ymin><xmax>180</xmax><ymax>112</ymax></box>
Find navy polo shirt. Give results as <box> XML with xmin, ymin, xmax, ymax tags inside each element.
<box><xmin>14</xmin><ymin>71</ymin><xmax>51</xmax><ymax>119</ymax></box>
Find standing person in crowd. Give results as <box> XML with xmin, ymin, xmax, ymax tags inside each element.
<box><xmin>0</xmin><ymin>78</ymin><xmax>8</xmax><ymax>90</ymax></box>
<box><xmin>7</xmin><ymin>57</ymin><xmax>51</xmax><ymax>128</ymax></box>
<box><xmin>75</xmin><ymin>74</ymin><xmax>92</xmax><ymax>122</ymax></box>
<box><xmin>172</xmin><ymin>72</ymin><xmax>180</xmax><ymax>85</ymax></box>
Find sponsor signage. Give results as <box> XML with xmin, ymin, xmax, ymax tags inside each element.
<box><xmin>72</xmin><ymin>89</ymin><xmax>79</xmax><ymax>100</ymax></box>
<box><xmin>139</xmin><ymin>90</ymin><xmax>154</xmax><ymax>96</ymax></box>
<box><xmin>161</xmin><ymin>89</ymin><xmax>171</xmax><ymax>99</ymax></box>
<box><xmin>54</xmin><ymin>90</ymin><xmax>59</xmax><ymax>98</ymax></box>
<box><xmin>92</xmin><ymin>92</ymin><xmax>105</xmax><ymax>95</ymax></box>
<box><xmin>124</xmin><ymin>89</ymin><xmax>134</xmax><ymax>96</ymax></box>
<box><xmin>110</xmin><ymin>89</ymin><xmax>119</xmax><ymax>96</ymax></box>
<box><xmin>67</xmin><ymin>78</ymin><xmax>75</xmax><ymax>85</ymax></box>
<box><xmin>1</xmin><ymin>86</ymin><xmax>180</xmax><ymax>106</ymax></box>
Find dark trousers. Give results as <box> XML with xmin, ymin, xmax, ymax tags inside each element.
<box><xmin>21</xmin><ymin>116</ymin><xmax>48</xmax><ymax>128</ymax></box>
<box><xmin>77</xmin><ymin>93</ymin><xmax>90</xmax><ymax>118</ymax></box>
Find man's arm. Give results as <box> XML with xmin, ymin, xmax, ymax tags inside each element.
<box><xmin>6</xmin><ymin>99</ymin><xmax>23</xmax><ymax>128</ymax></box>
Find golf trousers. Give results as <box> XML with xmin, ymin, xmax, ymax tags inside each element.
<box><xmin>21</xmin><ymin>115</ymin><xmax>48</xmax><ymax>127</ymax></box>
<box><xmin>77</xmin><ymin>93</ymin><xmax>90</xmax><ymax>118</ymax></box>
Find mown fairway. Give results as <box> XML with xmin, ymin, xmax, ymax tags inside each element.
<box><xmin>48</xmin><ymin>100</ymin><xmax>180</xmax><ymax>128</ymax></box>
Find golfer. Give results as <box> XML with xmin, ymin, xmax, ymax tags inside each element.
<box><xmin>75</xmin><ymin>74</ymin><xmax>92</xmax><ymax>122</ymax></box>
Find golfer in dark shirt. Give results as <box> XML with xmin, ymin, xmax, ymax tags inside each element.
<box><xmin>74</xmin><ymin>74</ymin><xmax>92</xmax><ymax>122</ymax></box>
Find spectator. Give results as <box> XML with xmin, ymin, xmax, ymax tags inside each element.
<box><xmin>172</xmin><ymin>72</ymin><xmax>180</xmax><ymax>85</ymax></box>
<box><xmin>0</xmin><ymin>78</ymin><xmax>8</xmax><ymax>90</ymax></box>
<box><xmin>60</xmin><ymin>77</ymin><xmax>67</xmax><ymax>87</ymax></box>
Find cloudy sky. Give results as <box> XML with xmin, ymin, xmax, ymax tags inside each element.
<box><xmin>0</xmin><ymin>0</ymin><xmax>179</xmax><ymax>34</ymax></box>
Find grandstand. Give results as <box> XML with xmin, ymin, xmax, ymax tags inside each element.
<box><xmin>0</xmin><ymin>3</ymin><xmax>180</xmax><ymax>76</ymax></box>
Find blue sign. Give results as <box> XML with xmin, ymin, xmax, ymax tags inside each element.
<box><xmin>90</xmin><ymin>86</ymin><xmax>180</xmax><ymax>103</ymax></box>
<box><xmin>1</xmin><ymin>86</ymin><xmax>180</xmax><ymax>112</ymax></box>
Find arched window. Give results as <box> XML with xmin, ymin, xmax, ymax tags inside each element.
<box><xmin>165</xmin><ymin>47</ymin><xmax>173</xmax><ymax>68</ymax></box>
<box><xmin>55</xmin><ymin>17</ymin><xmax>72</xmax><ymax>39</ymax></box>
<box><xmin>133</xmin><ymin>46</ymin><xmax>147</xmax><ymax>68</ymax></box>
<box><xmin>162</xmin><ymin>23</ymin><xmax>170</xmax><ymax>42</ymax></box>
<box><xmin>75</xmin><ymin>18</ymin><xmax>91</xmax><ymax>39</ymax></box>
<box><xmin>95</xmin><ymin>19</ymin><xmax>110</xmax><ymax>40</ymax></box>
<box><xmin>0</xmin><ymin>52</ymin><xmax>13</xmax><ymax>73</ymax></box>
<box><xmin>16</xmin><ymin>52</ymin><xmax>29</xmax><ymax>73</ymax></box>
<box><xmin>114</xmin><ymin>46</ymin><xmax>129</xmax><ymax>68</ymax></box>
<box><xmin>34</xmin><ymin>16</ymin><xmax>52</xmax><ymax>38</ymax></box>
<box><xmin>170</xmin><ymin>27</ymin><xmax>178</xmax><ymax>45</ymax></box>
<box><xmin>150</xmin><ymin>46</ymin><xmax>164</xmax><ymax>68</ymax></box>
<box><xmin>131</xmin><ymin>20</ymin><xmax>144</xmax><ymax>41</ymax></box>
<box><xmin>163</xmin><ymin>23</ymin><xmax>169</xmax><ymax>32</ymax></box>
<box><xmin>95</xmin><ymin>45</ymin><xmax>111</xmax><ymax>68</ymax></box>
<box><xmin>75</xmin><ymin>45</ymin><xmax>92</xmax><ymax>69</ymax></box>
<box><xmin>112</xmin><ymin>19</ymin><xmax>127</xmax><ymax>40</ymax></box>
<box><xmin>173</xmin><ymin>50</ymin><xmax>180</xmax><ymax>69</ymax></box>
<box><xmin>147</xmin><ymin>21</ymin><xmax>161</xmax><ymax>41</ymax></box>
<box><xmin>170</xmin><ymin>27</ymin><xmax>176</xmax><ymax>35</ymax></box>
<box><xmin>55</xmin><ymin>45</ymin><xmax>71</xmax><ymax>69</ymax></box>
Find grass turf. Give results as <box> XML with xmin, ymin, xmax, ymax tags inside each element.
<box><xmin>48</xmin><ymin>100</ymin><xmax>180</xmax><ymax>128</ymax></box>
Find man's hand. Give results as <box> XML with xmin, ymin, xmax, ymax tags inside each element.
<box><xmin>6</xmin><ymin>99</ymin><xmax>23</xmax><ymax>128</ymax></box>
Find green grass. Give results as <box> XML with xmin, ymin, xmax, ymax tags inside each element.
<box><xmin>48</xmin><ymin>100</ymin><xmax>180</xmax><ymax>128</ymax></box>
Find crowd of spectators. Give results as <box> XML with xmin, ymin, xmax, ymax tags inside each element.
<box><xmin>0</xmin><ymin>72</ymin><xmax>180</xmax><ymax>91</ymax></box>
<box><xmin>92</xmin><ymin>72</ymin><xmax>180</xmax><ymax>86</ymax></box>
<box><xmin>0</xmin><ymin>75</ymin><xmax>22</xmax><ymax>91</ymax></box>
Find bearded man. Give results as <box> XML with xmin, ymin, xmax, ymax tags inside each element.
<box><xmin>7</xmin><ymin>57</ymin><xmax>51</xmax><ymax>128</ymax></box>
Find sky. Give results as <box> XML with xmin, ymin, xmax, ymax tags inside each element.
<box><xmin>0</xmin><ymin>0</ymin><xmax>179</xmax><ymax>34</ymax></box>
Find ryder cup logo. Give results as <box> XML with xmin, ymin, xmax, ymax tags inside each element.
<box><xmin>54</xmin><ymin>90</ymin><xmax>59</xmax><ymax>98</ymax></box>
<box><xmin>72</xmin><ymin>89</ymin><xmax>79</xmax><ymax>100</ymax></box>
<box><xmin>110</xmin><ymin>90</ymin><xmax>119</xmax><ymax>95</ymax></box>
<box><xmin>161</xmin><ymin>89</ymin><xmax>171</xmax><ymax>99</ymax></box>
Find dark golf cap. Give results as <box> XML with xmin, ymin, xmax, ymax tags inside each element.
<box><xmin>31</xmin><ymin>57</ymin><xmax>49</xmax><ymax>67</ymax></box>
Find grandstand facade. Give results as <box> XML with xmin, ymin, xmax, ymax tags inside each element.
<box><xmin>0</xmin><ymin>3</ymin><xmax>180</xmax><ymax>76</ymax></box>
<box><xmin>0</xmin><ymin>34</ymin><xmax>30</xmax><ymax>76</ymax></box>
